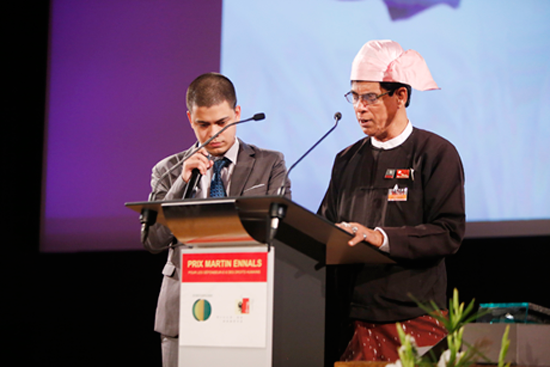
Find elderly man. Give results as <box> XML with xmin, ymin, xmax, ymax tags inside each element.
<box><xmin>143</xmin><ymin>72</ymin><xmax>291</xmax><ymax>367</ymax></box>
<box><xmin>319</xmin><ymin>40</ymin><xmax>465</xmax><ymax>362</ymax></box>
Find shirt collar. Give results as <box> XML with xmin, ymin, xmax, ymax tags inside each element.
<box><xmin>223</xmin><ymin>138</ymin><xmax>239</xmax><ymax>165</ymax></box>
<box><xmin>202</xmin><ymin>138</ymin><xmax>238</xmax><ymax>164</ymax></box>
<box><xmin>371</xmin><ymin>121</ymin><xmax>413</xmax><ymax>150</ymax></box>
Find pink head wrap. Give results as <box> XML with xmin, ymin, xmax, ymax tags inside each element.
<box><xmin>350</xmin><ymin>40</ymin><xmax>439</xmax><ymax>91</ymax></box>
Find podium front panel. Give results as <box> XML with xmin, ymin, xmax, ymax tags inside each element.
<box><xmin>178</xmin><ymin>245</ymin><xmax>274</xmax><ymax>367</ymax></box>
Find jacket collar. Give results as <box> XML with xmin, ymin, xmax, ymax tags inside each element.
<box><xmin>229</xmin><ymin>138</ymin><xmax>255</xmax><ymax>196</ymax></box>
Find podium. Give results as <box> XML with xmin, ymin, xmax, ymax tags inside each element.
<box><xmin>126</xmin><ymin>196</ymin><xmax>393</xmax><ymax>367</ymax></box>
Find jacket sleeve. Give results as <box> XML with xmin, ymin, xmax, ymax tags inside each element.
<box><xmin>382</xmin><ymin>138</ymin><xmax>465</xmax><ymax>261</ymax></box>
<box><xmin>142</xmin><ymin>159</ymin><xmax>187</xmax><ymax>254</ymax></box>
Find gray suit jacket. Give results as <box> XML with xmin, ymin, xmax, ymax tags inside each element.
<box><xmin>143</xmin><ymin>138</ymin><xmax>291</xmax><ymax>336</ymax></box>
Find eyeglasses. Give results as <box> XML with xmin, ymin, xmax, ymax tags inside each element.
<box><xmin>344</xmin><ymin>91</ymin><xmax>390</xmax><ymax>105</ymax></box>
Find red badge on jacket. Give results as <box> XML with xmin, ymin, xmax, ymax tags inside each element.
<box><xmin>396</xmin><ymin>169</ymin><xmax>410</xmax><ymax>179</ymax></box>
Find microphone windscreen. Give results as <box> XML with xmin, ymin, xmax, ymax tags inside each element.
<box><xmin>253</xmin><ymin>113</ymin><xmax>266</xmax><ymax>121</ymax></box>
<box><xmin>334</xmin><ymin>112</ymin><xmax>342</xmax><ymax>121</ymax></box>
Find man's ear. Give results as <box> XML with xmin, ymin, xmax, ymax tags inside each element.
<box><xmin>187</xmin><ymin>110</ymin><xmax>193</xmax><ymax>126</ymax></box>
<box><xmin>396</xmin><ymin>87</ymin><xmax>408</xmax><ymax>108</ymax></box>
<box><xmin>234</xmin><ymin>105</ymin><xmax>241</xmax><ymax>120</ymax></box>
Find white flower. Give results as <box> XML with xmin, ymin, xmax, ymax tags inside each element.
<box><xmin>437</xmin><ymin>349</ymin><xmax>465</xmax><ymax>367</ymax></box>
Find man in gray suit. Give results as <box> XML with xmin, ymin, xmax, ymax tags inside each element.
<box><xmin>142</xmin><ymin>72</ymin><xmax>291</xmax><ymax>367</ymax></box>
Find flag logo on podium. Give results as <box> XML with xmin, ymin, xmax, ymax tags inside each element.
<box><xmin>237</xmin><ymin>298</ymin><xmax>250</xmax><ymax>314</ymax></box>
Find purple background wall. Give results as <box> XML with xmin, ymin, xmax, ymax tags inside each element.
<box><xmin>42</xmin><ymin>0</ymin><xmax>222</xmax><ymax>252</ymax></box>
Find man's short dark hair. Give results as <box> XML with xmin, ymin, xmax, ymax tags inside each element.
<box><xmin>186</xmin><ymin>72</ymin><xmax>237</xmax><ymax>112</ymax></box>
<box><xmin>380</xmin><ymin>82</ymin><xmax>412</xmax><ymax>107</ymax></box>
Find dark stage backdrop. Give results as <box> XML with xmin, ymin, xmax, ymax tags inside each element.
<box><xmin>29</xmin><ymin>236</ymin><xmax>550</xmax><ymax>367</ymax></box>
<box><xmin>7</xmin><ymin>2</ymin><xmax>548</xmax><ymax>366</ymax></box>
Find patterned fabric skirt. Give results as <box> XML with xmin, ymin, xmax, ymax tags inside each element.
<box><xmin>340</xmin><ymin>313</ymin><xmax>447</xmax><ymax>362</ymax></box>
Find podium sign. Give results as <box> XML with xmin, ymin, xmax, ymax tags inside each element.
<box><xmin>180</xmin><ymin>250</ymin><xmax>269</xmax><ymax>348</ymax></box>
<box><xmin>179</xmin><ymin>246</ymin><xmax>274</xmax><ymax>367</ymax></box>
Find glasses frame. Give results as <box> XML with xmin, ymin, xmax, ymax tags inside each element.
<box><xmin>344</xmin><ymin>90</ymin><xmax>390</xmax><ymax>105</ymax></box>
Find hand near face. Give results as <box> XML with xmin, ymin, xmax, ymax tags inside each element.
<box><xmin>181</xmin><ymin>148</ymin><xmax>212</xmax><ymax>183</ymax></box>
<box><xmin>336</xmin><ymin>221</ymin><xmax>384</xmax><ymax>248</ymax></box>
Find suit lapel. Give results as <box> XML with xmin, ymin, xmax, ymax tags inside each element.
<box><xmin>229</xmin><ymin>139</ymin><xmax>255</xmax><ymax>196</ymax></box>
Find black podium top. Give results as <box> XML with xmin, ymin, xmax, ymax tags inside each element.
<box><xmin>126</xmin><ymin>196</ymin><xmax>394</xmax><ymax>265</ymax></box>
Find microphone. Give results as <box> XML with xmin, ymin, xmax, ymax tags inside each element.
<box><xmin>251</xmin><ymin>112</ymin><xmax>265</xmax><ymax>121</ymax></box>
<box><xmin>182</xmin><ymin>169</ymin><xmax>201</xmax><ymax>199</ymax></box>
<box><xmin>140</xmin><ymin>112</ymin><xmax>266</xmax><ymax>242</ymax></box>
<box><xmin>178</xmin><ymin>112</ymin><xmax>264</xmax><ymax>199</ymax></box>
<box><xmin>277</xmin><ymin>111</ymin><xmax>342</xmax><ymax>196</ymax></box>
<box><xmin>267</xmin><ymin>112</ymin><xmax>342</xmax><ymax>250</ymax></box>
